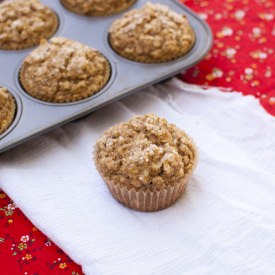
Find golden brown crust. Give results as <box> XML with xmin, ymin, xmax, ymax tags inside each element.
<box><xmin>0</xmin><ymin>0</ymin><xmax>58</xmax><ymax>50</ymax></box>
<box><xmin>109</xmin><ymin>2</ymin><xmax>196</xmax><ymax>63</ymax></box>
<box><xmin>0</xmin><ymin>87</ymin><xmax>16</xmax><ymax>135</ymax></box>
<box><xmin>20</xmin><ymin>37</ymin><xmax>111</xmax><ymax>103</ymax></box>
<box><xmin>60</xmin><ymin>0</ymin><xmax>136</xmax><ymax>16</ymax></box>
<box><xmin>95</xmin><ymin>114</ymin><xmax>197</xmax><ymax>190</ymax></box>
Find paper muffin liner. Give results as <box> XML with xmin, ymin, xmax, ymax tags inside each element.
<box><xmin>109</xmin><ymin>25</ymin><xmax>196</xmax><ymax>64</ymax></box>
<box><xmin>94</xmin><ymin>141</ymin><xmax>198</xmax><ymax>212</ymax></box>
<box><xmin>60</xmin><ymin>0</ymin><xmax>136</xmax><ymax>16</ymax></box>
<box><xmin>19</xmin><ymin>51</ymin><xmax>111</xmax><ymax>103</ymax></box>
<box><xmin>101</xmin><ymin>171</ymin><xmax>191</xmax><ymax>212</ymax></box>
<box><xmin>0</xmin><ymin>11</ymin><xmax>58</xmax><ymax>51</ymax></box>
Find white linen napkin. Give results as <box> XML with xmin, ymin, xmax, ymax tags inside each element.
<box><xmin>1</xmin><ymin>79</ymin><xmax>275</xmax><ymax>275</ymax></box>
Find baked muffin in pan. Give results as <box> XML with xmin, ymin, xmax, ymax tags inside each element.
<box><xmin>109</xmin><ymin>2</ymin><xmax>195</xmax><ymax>63</ymax></box>
<box><xmin>20</xmin><ymin>37</ymin><xmax>111</xmax><ymax>103</ymax></box>
<box><xmin>0</xmin><ymin>0</ymin><xmax>58</xmax><ymax>50</ymax></box>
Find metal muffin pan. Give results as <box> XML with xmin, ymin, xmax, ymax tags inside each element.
<box><xmin>0</xmin><ymin>0</ymin><xmax>212</xmax><ymax>153</ymax></box>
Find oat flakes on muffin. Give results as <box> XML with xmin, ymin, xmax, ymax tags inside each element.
<box><xmin>0</xmin><ymin>87</ymin><xmax>16</xmax><ymax>135</ymax></box>
<box><xmin>109</xmin><ymin>2</ymin><xmax>195</xmax><ymax>63</ymax></box>
<box><xmin>95</xmin><ymin>114</ymin><xmax>197</xmax><ymax>212</ymax></box>
<box><xmin>0</xmin><ymin>0</ymin><xmax>58</xmax><ymax>50</ymax></box>
<box><xmin>61</xmin><ymin>0</ymin><xmax>136</xmax><ymax>16</ymax></box>
<box><xmin>20</xmin><ymin>37</ymin><xmax>111</xmax><ymax>103</ymax></box>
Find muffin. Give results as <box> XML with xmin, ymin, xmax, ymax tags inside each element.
<box><xmin>61</xmin><ymin>0</ymin><xmax>136</xmax><ymax>16</ymax></box>
<box><xmin>109</xmin><ymin>2</ymin><xmax>195</xmax><ymax>63</ymax></box>
<box><xmin>0</xmin><ymin>0</ymin><xmax>58</xmax><ymax>50</ymax></box>
<box><xmin>0</xmin><ymin>87</ymin><xmax>16</xmax><ymax>135</ymax></box>
<box><xmin>95</xmin><ymin>114</ymin><xmax>197</xmax><ymax>212</ymax></box>
<box><xmin>20</xmin><ymin>37</ymin><xmax>111</xmax><ymax>103</ymax></box>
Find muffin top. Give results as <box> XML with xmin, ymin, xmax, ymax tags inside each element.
<box><xmin>109</xmin><ymin>2</ymin><xmax>195</xmax><ymax>63</ymax></box>
<box><xmin>0</xmin><ymin>87</ymin><xmax>16</xmax><ymax>135</ymax></box>
<box><xmin>0</xmin><ymin>0</ymin><xmax>58</xmax><ymax>50</ymax></box>
<box><xmin>20</xmin><ymin>37</ymin><xmax>110</xmax><ymax>103</ymax></box>
<box><xmin>61</xmin><ymin>0</ymin><xmax>136</xmax><ymax>16</ymax></box>
<box><xmin>95</xmin><ymin>114</ymin><xmax>197</xmax><ymax>189</ymax></box>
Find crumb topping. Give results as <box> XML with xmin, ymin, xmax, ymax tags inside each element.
<box><xmin>20</xmin><ymin>37</ymin><xmax>111</xmax><ymax>103</ymax></box>
<box><xmin>96</xmin><ymin>114</ymin><xmax>197</xmax><ymax>188</ymax></box>
<box><xmin>109</xmin><ymin>2</ymin><xmax>195</xmax><ymax>63</ymax></box>
<box><xmin>0</xmin><ymin>87</ymin><xmax>16</xmax><ymax>135</ymax></box>
<box><xmin>61</xmin><ymin>0</ymin><xmax>136</xmax><ymax>16</ymax></box>
<box><xmin>0</xmin><ymin>0</ymin><xmax>58</xmax><ymax>50</ymax></box>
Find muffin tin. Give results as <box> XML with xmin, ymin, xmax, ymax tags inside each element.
<box><xmin>0</xmin><ymin>0</ymin><xmax>212</xmax><ymax>154</ymax></box>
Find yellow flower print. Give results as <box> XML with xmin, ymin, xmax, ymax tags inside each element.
<box><xmin>0</xmin><ymin>193</ymin><xmax>6</xmax><ymax>199</ymax></box>
<box><xmin>214</xmin><ymin>13</ymin><xmax>222</xmax><ymax>21</ymax></box>
<box><xmin>18</xmin><ymin>243</ymin><xmax>27</xmax><ymax>250</ymax></box>
<box><xmin>206</xmin><ymin>68</ymin><xmax>224</xmax><ymax>82</ymax></box>
<box><xmin>206</xmin><ymin>74</ymin><xmax>215</xmax><ymax>81</ymax></box>
<box><xmin>250</xmin><ymin>50</ymin><xmax>268</xmax><ymax>60</ymax></box>
<box><xmin>265</xmin><ymin>67</ymin><xmax>272</xmax><ymax>78</ymax></box>
<box><xmin>217</xmin><ymin>42</ymin><xmax>224</xmax><ymax>48</ymax></box>
<box><xmin>259</xmin><ymin>37</ymin><xmax>267</xmax><ymax>44</ymax></box>
<box><xmin>258</xmin><ymin>13</ymin><xmax>274</xmax><ymax>21</ymax></box>
<box><xmin>244</xmin><ymin>68</ymin><xmax>254</xmax><ymax>80</ymax></box>
<box><xmin>226</xmin><ymin>77</ymin><xmax>232</xmax><ymax>82</ymax></box>
<box><xmin>251</xmin><ymin>80</ymin><xmax>260</xmax><ymax>87</ymax></box>
<box><xmin>8</xmin><ymin>219</ymin><xmax>13</xmax><ymax>224</ymax></box>
<box><xmin>59</xmin><ymin>262</ymin><xmax>67</xmax><ymax>269</ymax></box>
<box><xmin>25</xmin><ymin>254</ymin><xmax>32</xmax><ymax>260</ymax></box>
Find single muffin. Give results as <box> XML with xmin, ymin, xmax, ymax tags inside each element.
<box><xmin>0</xmin><ymin>87</ymin><xmax>16</xmax><ymax>135</ymax></box>
<box><xmin>61</xmin><ymin>0</ymin><xmax>136</xmax><ymax>16</ymax></box>
<box><xmin>0</xmin><ymin>0</ymin><xmax>58</xmax><ymax>50</ymax></box>
<box><xmin>109</xmin><ymin>2</ymin><xmax>195</xmax><ymax>63</ymax></box>
<box><xmin>95</xmin><ymin>114</ymin><xmax>197</xmax><ymax>212</ymax></box>
<box><xmin>20</xmin><ymin>37</ymin><xmax>111</xmax><ymax>103</ymax></box>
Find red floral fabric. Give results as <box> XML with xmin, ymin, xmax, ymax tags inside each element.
<box><xmin>1</xmin><ymin>0</ymin><xmax>274</xmax><ymax>274</ymax></box>
<box><xmin>181</xmin><ymin>0</ymin><xmax>275</xmax><ymax>115</ymax></box>
<box><xmin>0</xmin><ymin>190</ymin><xmax>83</xmax><ymax>275</ymax></box>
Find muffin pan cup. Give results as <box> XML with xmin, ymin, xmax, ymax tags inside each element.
<box><xmin>0</xmin><ymin>0</ymin><xmax>212</xmax><ymax>154</ymax></box>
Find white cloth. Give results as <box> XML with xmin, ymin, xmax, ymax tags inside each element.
<box><xmin>1</xmin><ymin>79</ymin><xmax>275</xmax><ymax>275</ymax></box>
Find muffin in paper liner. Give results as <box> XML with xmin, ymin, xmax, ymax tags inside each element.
<box><xmin>109</xmin><ymin>2</ymin><xmax>196</xmax><ymax>63</ymax></box>
<box><xmin>0</xmin><ymin>87</ymin><xmax>16</xmax><ymax>135</ymax></box>
<box><xmin>94</xmin><ymin>114</ymin><xmax>198</xmax><ymax>212</ymax></box>
<box><xmin>20</xmin><ymin>37</ymin><xmax>111</xmax><ymax>103</ymax></box>
<box><xmin>0</xmin><ymin>0</ymin><xmax>58</xmax><ymax>50</ymax></box>
<box><xmin>60</xmin><ymin>0</ymin><xmax>136</xmax><ymax>16</ymax></box>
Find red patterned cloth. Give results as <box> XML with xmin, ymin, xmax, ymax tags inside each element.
<box><xmin>0</xmin><ymin>0</ymin><xmax>274</xmax><ymax>274</ymax></box>
<box><xmin>181</xmin><ymin>0</ymin><xmax>275</xmax><ymax>115</ymax></box>
<box><xmin>0</xmin><ymin>191</ymin><xmax>83</xmax><ymax>275</ymax></box>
